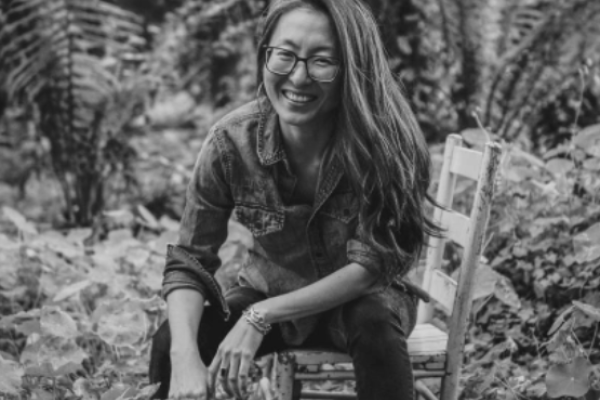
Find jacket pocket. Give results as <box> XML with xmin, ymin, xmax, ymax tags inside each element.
<box><xmin>234</xmin><ymin>204</ymin><xmax>284</xmax><ymax>236</ymax></box>
<box><xmin>320</xmin><ymin>193</ymin><xmax>358</xmax><ymax>223</ymax></box>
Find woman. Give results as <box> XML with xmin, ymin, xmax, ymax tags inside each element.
<box><xmin>149</xmin><ymin>0</ymin><xmax>439</xmax><ymax>399</ymax></box>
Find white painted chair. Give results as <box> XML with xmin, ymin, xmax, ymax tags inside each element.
<box><xmin>271</xmin><ymin>134</ymin><xmax>503</xmax><ymax>400</ymax></box>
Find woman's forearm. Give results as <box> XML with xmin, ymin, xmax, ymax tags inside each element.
<box><xmin>253</xmin><ymin>263</ymin><xmax>378</xmax><ymax>324</ymax></box>
<box><xmin>166</xmin><ymin>289</ymin><xmax>206</xmax><ymax>354</ymax></box>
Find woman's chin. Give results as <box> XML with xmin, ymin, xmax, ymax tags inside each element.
<box><xmin>277</xmin><ymin>110</ymin><xmax>319</xmax><ymax>128</ymax></box>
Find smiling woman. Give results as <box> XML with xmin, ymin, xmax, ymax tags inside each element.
<box><xmin>149</xmin><ymin>1</ymin><xmax>441</xmax><ymax>399</ymax></box>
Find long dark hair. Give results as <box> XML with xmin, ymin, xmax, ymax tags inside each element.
<box><xmin>256</xmin><ymin>0</ymin><xmax>441</xmax><ymax>281</ymax></box>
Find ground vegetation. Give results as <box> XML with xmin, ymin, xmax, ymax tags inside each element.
<box><xmin>1</xmin><ymin>0</ymin><xmax>600</xmax><ymax>399</ymax></box>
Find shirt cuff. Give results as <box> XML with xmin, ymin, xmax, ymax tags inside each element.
<box><xmin>346</xmin><ymin>239</ymin><xmax>383</xmax><ymax>278</ymax></box>
<box><xmin>161</xmin><ymin>270</ymin><xmax>209</xmax><ymax>301</ymax></box>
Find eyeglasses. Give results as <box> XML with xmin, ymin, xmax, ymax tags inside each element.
<box><xmin>264</xmin><ymin>46</ymin><xmax>341</xmax><ymax>83</ymax></box>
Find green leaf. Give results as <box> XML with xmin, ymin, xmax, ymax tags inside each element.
<box><xmin>15</xmin><ymin>320</ymin><xmax>41</xmax><ymax>336</ymax></box>
<box><xmin>494</xmin><ymin>277</ymin><xmax>521</xmax><ymax>309</ymax></box>
<box><xmin>91</xmin><ymin>299</ymin><xmax>148</xmax><ymax>347</ymax></box>
<box><xmin>546</xmin><ymin>356</ymin><xmax>591</xmax><ymax>398</ymax></box>
<box><xmin>20</xmin><ymin>337</ymin><xmax>87</xmax><ymax>376</ymax></box>
<box><xmin>0</xmin><ymin>355</ymin><xmax>24</xmax><ymax>395</ymax></box>
<box><xmin>572</xmin><ymin>301</ymin><xmax>600</xmax><ymax>322</ymax></box>
<box><xmin>40</xmin><ymin>306</ymin><xmax>78</xmax><ymax>339</ymax></box>
<box><xmin>471</xmin><ymin>263</ymin><xmax>499</xmax><ymax>300</ymax></box>
<box><xmin>545</xmin><ymin>158</ymin><xmax>574</xmax><ymax>176</ymax></box>
<box><xmin>52</xmin><ymin>280</ymin><xmax>92</xmax><ymax>302</ymax></box>
<box><xmin>548</xmin><ymin>306</ymin><xmax>574</xmax><ymax>336</ymax></box>
<box><xmin>2</xmin><ymin>206</ymin><xmax>38</xmax><ymax>235</ymax></box>
<box><xmin>31</xmin><ymin>231</ymin><xmax>82</xmax><ymax>259</ymax></box>
<box><xmin>100</xmin><ymin>385</ymin><xmax>137</xmax><ymax>400</ymax></box>
<box><xmin>573</xmin><ymin>124</ymin><xmax>600</xmax><ymax>157</ymax></box>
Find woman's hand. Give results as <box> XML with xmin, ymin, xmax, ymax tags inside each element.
<box><xmin>208</xmin><ymin>318</ymin><xmax>264</xmax><ymax>399</ymax></box>
<box><xmin>169</xmin><ymin>347</ymin><xmax>211</xmax><ymax>399</ymax></box>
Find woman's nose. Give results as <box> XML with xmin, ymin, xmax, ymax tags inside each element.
<box><xmin>288</xmin><ymin>60</ymin><xmax>311</xmax><ymax>85</ymax></box>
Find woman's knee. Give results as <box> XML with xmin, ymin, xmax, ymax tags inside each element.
<box><xmin>345</xmin><ymin>295</ymin><xmax>396</xmax><ymax>328</ymax></box>
<box><xmin>338</xmin><ymin>292</ymin><xmax>413</xmax><ymax>348</ymax></box>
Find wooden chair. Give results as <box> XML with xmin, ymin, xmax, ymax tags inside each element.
<box><xmin>271</xmin><ymin>134</ymin><xmax>503</xmax><ymax>400</ymax></box>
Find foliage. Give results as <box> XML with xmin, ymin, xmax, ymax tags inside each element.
<box><xmin>431</xmin><ymin>0</ymin><xmax>600</xmax><ymax>139</ymax></box>
<box><xmin>0</xmin><ymin>205</ymin><xmax>253</xmax><ymax>399</ymax></box>
<box><xmin>0</xmin><ymin>0</ymin><xmax>149</xmax><ymax>225</ymax></box>
<box><xmin>146</xmin><ymin>0</ymin><xmax>264</xmax><ymax>107</ymax></box>
<box><xmin>447</xmin><ymin>123</ymin><xmax>600</xmax><ymax>399</ymax></box>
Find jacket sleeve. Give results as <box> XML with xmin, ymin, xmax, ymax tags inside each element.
<box><xmin>161</xmin><ymin>128</ymin><xmax>234</xmax><ymax>320</ymax></box>
<box><xmin>346</xmin><ymin>222</ymin><xmax>383</xmax><ymax>279</ymax></box>
<box><xmin>347</xmin><ymin>227</ymin><xmax>430</xmax><ymax>302</ymax></box>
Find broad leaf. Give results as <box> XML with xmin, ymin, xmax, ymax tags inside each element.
<box><xmin>53</xmin><ymin>280</ymin><xmax>92</xmax><ymax>302</ymax></box>
<box><xmin>2</xmin><ymin>206</ymin><xmax>38</xmax><ymax>235</ymax></box>
<box><xmin>0</xmin><ymin>355</ymin><xmax>24</xmax><ymax>395</ymax></box>
<box><xmin>545</xmin><ymin>158</ymin><xmax>574</xmax><ymax>176</ymax></box>
<box><xmin>100</xmin><ymin>384</ymin><xmax>137</xmax><ymax>400</ymax></box>
<box><xmin>572</xmin><ymin>301</ymin><xmax>600</xmax><ymax>322</ymax></box>
<box><xmin>91</xmin><ymin>299</ymin><xmax>148</xmax><ymax>347</ymax></box>
<box><xmin>20</xmin><ymin>337</ymin><xmax>87</xmax><ymax>375</ymax></box>
<box><xmin>573</xmin><ymin>124</ymin><xmax>600</xmax><ymax>157</ymax></box>
<box><xmin>546</xmin><ymin>356</ymin><xmax>591</xmax><ymax>398</ymax></box>
<box><xmin>40</xmin><ymin>306</ymin><xmax>78</xmax><ymax>339</ymax></box>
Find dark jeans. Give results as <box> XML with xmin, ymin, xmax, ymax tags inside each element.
<box><xmin>149</xmin><ymin>284</ymin><xmax>417</xmax><ymax>400</ymax></box>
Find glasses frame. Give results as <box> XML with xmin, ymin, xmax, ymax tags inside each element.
<box><xmin>263</xmin><ymin>46</ymin><xmax>341</xmax><ymax>83</ymax></box>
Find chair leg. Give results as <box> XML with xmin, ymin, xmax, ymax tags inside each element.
<box><xmin>274</xmin><ymin>352</ymin><xmax>299</xmax><ymax>400</ymax></box>
<box><xmin>415</xmin><ymin>380</ymin><xmax>438</xmax><ymax>400</ymax></box>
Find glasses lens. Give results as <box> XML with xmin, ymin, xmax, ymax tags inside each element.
<box><xmin>265</xmin><ymin>48</ymin><xmax>340</xmax><ymax>82</ymax></box>
<box><xmin>308</xmin><ymin>57</ymin><xmax>339</xmax><ymax>82</ymax></box>
<box><xmin>266</xmin><ymin>48</ymin><xmax>295</xmax><ymax>75</ymax></box>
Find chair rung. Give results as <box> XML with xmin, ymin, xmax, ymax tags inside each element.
<box><xmin>301</xmin><ymin>390</ymin><xmax>357</xmax><ymax>399</ymax></box>
<box><xmin>414</xmin><ymin>370</ymin><xmax>445</xmax><ymax>378</ymax></box>
<box><xmin>295</xmin><ymin>370</ymin><xmax>444</xmax><ymax>381</ymax></box>
<box><xmin>296</xmin><ymin>371</ymin><xmax>355</xmax><ymax>380</ymax></box>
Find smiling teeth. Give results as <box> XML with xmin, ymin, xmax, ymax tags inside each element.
<box><xmin>284</xmin><ymin>91</ymin><xmax>313</xmax><ymax>103</ymax></box>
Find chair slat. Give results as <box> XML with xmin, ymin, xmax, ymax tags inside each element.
<box><xmin>285</xmin><ymin>324</ymin><xmax>449</xmax><ymax>367</ymax></box>
<box><xmin>449</xmin><ymin>146</ymin><xmax>483</xmax><ymax>180</ymax></box>
<box><xmin>440</xmin><ymin>210</ymin><xmax>471</xmax><ymax>248</ymax></box>
<box><xmin>407</xmin><ymin>323</ymin><xmax>448</xmax><ymax>356</ymax></box>
<box><xmin>428</xmin><ymin>270</ymin><xmax>457</xmax><ymax>314</ymax></box>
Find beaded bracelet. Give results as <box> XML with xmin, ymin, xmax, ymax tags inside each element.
<box><xmin>243</xmin><ymin>306</ymin><xmax>272</xmax><ymax>335</ymax></box>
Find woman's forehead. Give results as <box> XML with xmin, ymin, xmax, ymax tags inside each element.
<box><xmin>269</xmin><ymin>7</ymin><xmax>338</xmax><ymax>52</ymax></box>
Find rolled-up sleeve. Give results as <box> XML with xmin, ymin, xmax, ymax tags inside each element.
<box><xmin>161</xmin><ymin>127</ymin><xmax>234</xmax><ymax>306</ymax></box>
<box><xmin>346</xmin><ymin>238</ymin><xmax>383</xmax><ymax>277</ymax></box>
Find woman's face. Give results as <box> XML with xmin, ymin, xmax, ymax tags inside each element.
<box><xmin>263</xmin><ymin>7</ymin><xmax>342</xmax><ymax>131</ymax></box>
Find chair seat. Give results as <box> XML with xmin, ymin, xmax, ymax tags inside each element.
<box><xmin>280</xmin><ymin>323</ymin><xmax>448</xmax><ymax>369</ymax></box>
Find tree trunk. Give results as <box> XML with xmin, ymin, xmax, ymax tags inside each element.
<box><xmin>452</xmin><ymin>0</ymin><xmax>502</xmax><ymax>128</ymax></box>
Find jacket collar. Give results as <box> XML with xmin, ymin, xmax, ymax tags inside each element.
<box><xmin>256</xmin><ymin>98</ymin><xmax>286</xmax><ymax>166</ymax></box>
<box><xmin>254</xmin><ymin>97</ymin><xmax>345</xmax><ymax>208</ymax></box>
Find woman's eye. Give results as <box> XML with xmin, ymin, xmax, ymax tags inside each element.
<box><xmin>314</xmin><ymin>58</ymin><xmax>334</xmax><ymax>66</ymax></box>
<box><xmin>275</xmin><ymin>51</ymin><xmax>294</xmax><ymax>60</ymax></box>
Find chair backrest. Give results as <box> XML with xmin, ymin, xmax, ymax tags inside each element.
<box><xmin>416</xmin><ymin>134</ymin><xmax>502</xmax><ymax>397</ymax></box>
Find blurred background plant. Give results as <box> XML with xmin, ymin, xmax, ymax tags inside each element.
<box><xmin>1</xmin><ymin>0</ymin><xmax>600</xmax><ymax>399</ymax></box>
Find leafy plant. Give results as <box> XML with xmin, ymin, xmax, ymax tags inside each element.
<box><xmin>0</xmin><ymin>205</ymin><xmax>254</xmax><ymax>399</ymax></box>
<box><xmin>0</xmin><ymin>0</ymin><xmax>149</xmax><ymax>225</ymax></box>
<box><xmin>423</xmin><ymin>0</ymin><xmax>600</xmax><ymax>140</ymax></box>
<box><xmin>450</xmin><ymin>121</ymin><xmax>600</xmax><ymax>398</ymax></box>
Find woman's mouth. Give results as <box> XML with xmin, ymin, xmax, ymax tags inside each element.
<box><xmin>282</xmin><ymin>90</ymin><xmax>317</xmax><ymax>104</ymax></box>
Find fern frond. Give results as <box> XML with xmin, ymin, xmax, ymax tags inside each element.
<box><xmin>487</xmin><ymin>0</ymin><xmax>600</xmax><ymax>138</ymax></box>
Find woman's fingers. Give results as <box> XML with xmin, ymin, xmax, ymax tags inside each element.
<box><xmin>226</xmin><ymin>352</ymin><xmax>242</xmax><ymax>398</ymax></box>
<box><xmin>237</xmin><ymin>352</ymin><xmax>253</xmax><ymax>398</ymax></box>
<box><xmin>207</xmin><ymin>350</ymin><xmax>223</xmax><ymax>395</ymax></box>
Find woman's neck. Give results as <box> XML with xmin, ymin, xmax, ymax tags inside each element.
<box><xmin>279</xmin><ymin>118</ymin><xmax>334</xmax><ymax>163</ymax></box>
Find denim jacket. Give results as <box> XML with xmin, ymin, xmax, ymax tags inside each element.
<box><xmin>161</xmin><ymin>99</ymin><xmax>428</xmax><ymax>345</ymax></box>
